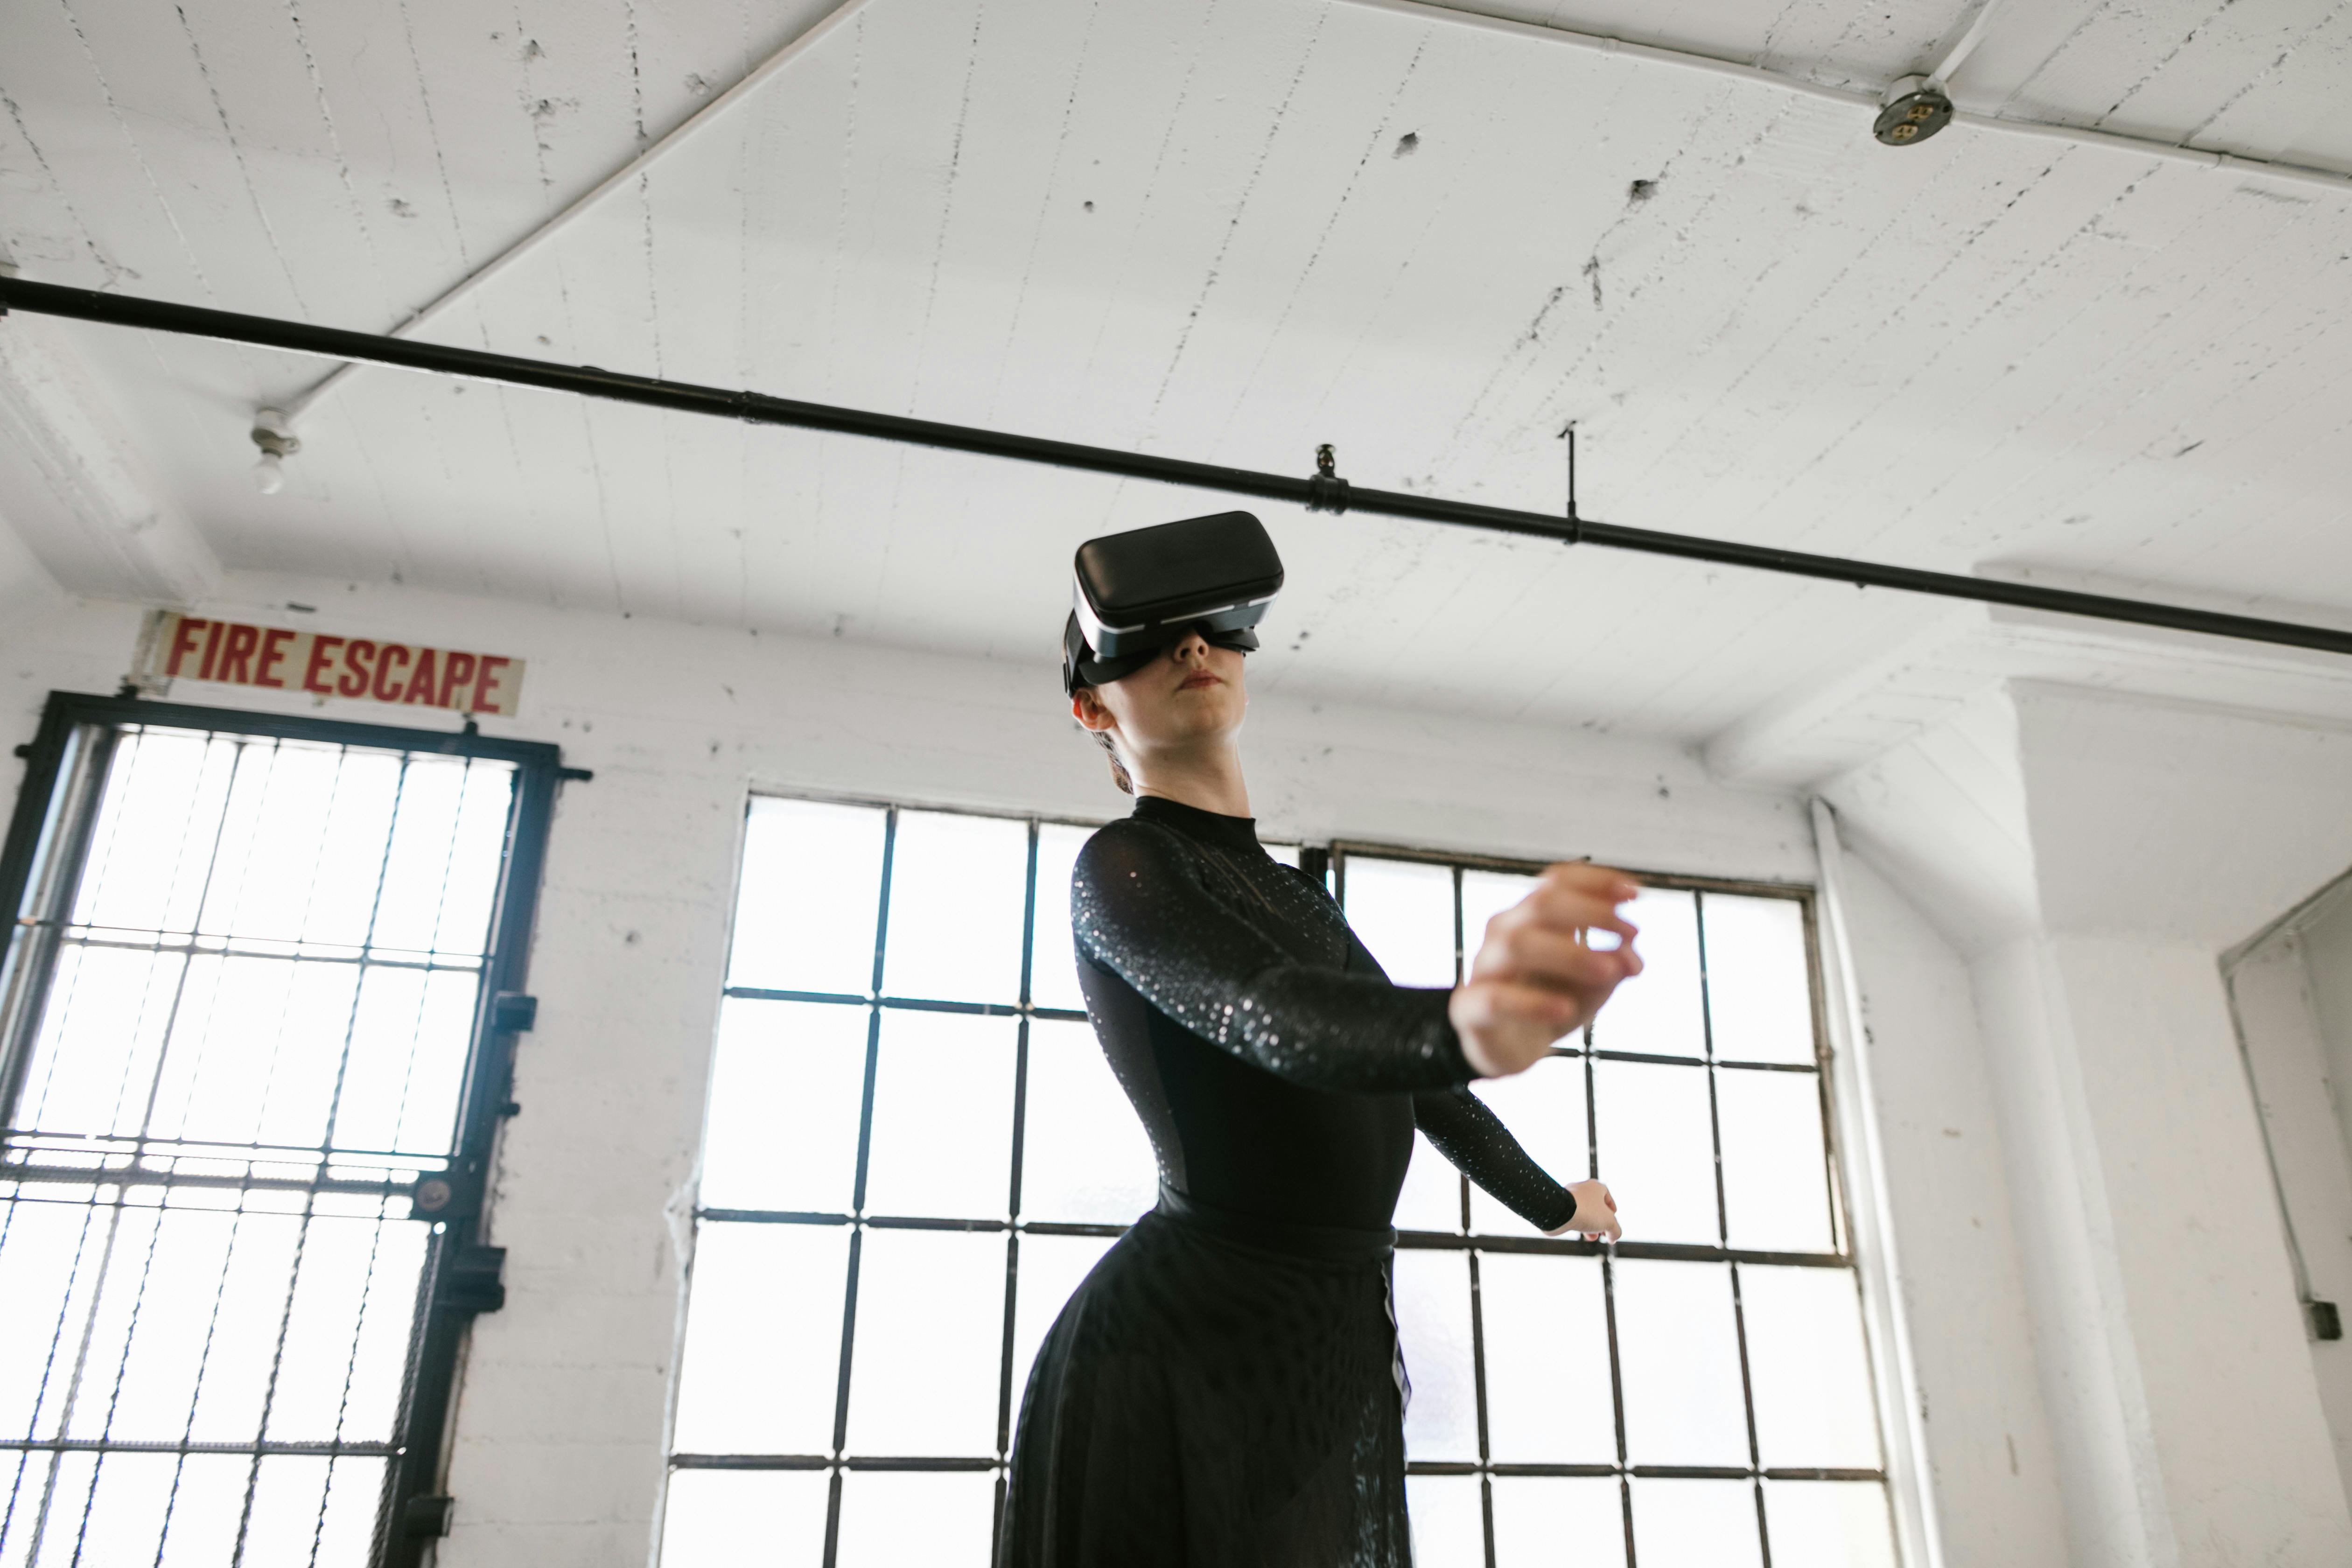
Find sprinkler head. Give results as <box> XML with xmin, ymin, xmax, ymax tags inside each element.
<box><xmin>1874</xmin><ymin>76</ymin><xmax>1953</xmax><ymax>146</ymax></box>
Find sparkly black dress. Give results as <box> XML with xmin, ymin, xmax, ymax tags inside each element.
<box><xmin>1000</xmin><ymin>797</ymin><xmax>1576</xmax><ymax>1568</ymax></box>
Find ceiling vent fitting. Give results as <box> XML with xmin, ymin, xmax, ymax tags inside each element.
<box><xmin>249</xmin><ymin>408</ymin><xmax>300</xmax><ymax>495</ymax></box>
<box><xmin>1874</xmin><ymin>76</ymin><xmax>1953</xmax><ymax>146</ymax></box>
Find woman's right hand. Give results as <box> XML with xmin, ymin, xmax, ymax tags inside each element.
<box><xmin>1449</xmin><ymin>864</ymin><xmax>1642</xmax><ymax>1078</ymax></box>
<box><xmin>1548</xmin><ymin>1179</ymin><xmax>1621</xmax><ymax>1242</ymax></box>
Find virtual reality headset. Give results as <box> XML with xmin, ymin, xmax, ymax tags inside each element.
<box><xmin>1062</xmin><ymin>511</ymin><xmax>1285</xmax><ymax>695</ymax></box>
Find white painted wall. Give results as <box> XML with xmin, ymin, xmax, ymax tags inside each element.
<box><xmin>1829</xmin><ymin>849</ymin><xmax>2068</xmax><ymax>1566</ymax></box>
<box><xmin>1829</xmin><ymin>682</ymin><xmax>2352</xmax><ymax>1568</ymax></box>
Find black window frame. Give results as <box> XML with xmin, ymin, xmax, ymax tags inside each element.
<box><xmin>666</xmin><ymin>798</ymin><xmax>1890</xmax><ymax>1568</ymax></box>
<box><xmin>1329</xmin><ymin>838</ymin><xmax>1880</xmax><ymax>1567</ymax></box>
<box><xmin>0</xmin><ymin>690</ymin><xmax>572</xmax><ymax>1567</ymax></box>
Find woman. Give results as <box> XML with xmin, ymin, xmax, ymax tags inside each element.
<box><xmin>1001</xmin><ymin>611</ymin><xmax>1639</xmax><ymax>1568</ymax></box>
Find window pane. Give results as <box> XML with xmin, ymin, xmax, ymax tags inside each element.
<box><xmin>1394</xmin><ymin>1248</ymin><xmax>1478</xmax><ymax>1461</ymax></box>
<box><xmin>1394</xmin><ymin>1132</ymin><xmax>1465</xmax><ymax>1233</ymax></box>
<box><xmin>1343</xmin><ymin>857</ymin><xmax>1456</xmax><ymax>987</ymax></box>
<box><xmin>845</xmin><ymin>1230</ymin><xmax>1006</xmax><ymax>1456</ymax></box>
<box><xmin>1406</xmin><ymin>1473</ymin><xmax>1485</xmax><ymax>1568</ymax></box>
<box><xmin>1021</xmin><ymin>1019</ymin><xmax>1157</xmax><ymax>1224</ymax></box>
<box><xmin>1009</xmin><ymin>1233</ymin><xmax>1115</xmax><ymax>1416</ymax></box>
<box><xmin>1761</xmin><ymin>1480</ymin><xmax>1898</xmax><ymax>1568</ymax></box>
<box><xmin>1479</xmin><ymin>1253</ymin><xmax>1615</xmax><ymax>1463</ymax></box>
<box><xmin>1469</xmin><ymin>1056</ymin><xmax>1589</xmax><ymax>1235</ymax></box>
<box><xmin>1029</xmin><ymin>823</ymin><xmax>1093</xmax><ymax>1013</ymax></box>
<box><xmin>672</xmin><ymin>1223</ymin><xmax>848</xmax><ymax>1455</ymax></box>
<box><xmin>329</xmin><ymin>966</ymin><xmax>480</xmax><ymax>1156</ymax></box>
<box><xmin>1716</xmin><ymin>1068</ymin><xmax>1834</xmax><ymax>1253</ymax></box>
<box><xmin>1740</xmin><ymin>1267</ymin><xmax>1881</xmax><ymax>1469</ymax></box>
<box><xmin>1629</xmin><ymin>1478</ymin><xmax>1762</xmax><ymax>1568</ymax></box>
<box><xmin>264</xmin><ymin>1204</ymin><xmax>427</xmax><ymax>1444</ymax></box>
<box><xmin>1591</xmin><ymin>888</ymin><xmax>1702</xmax><ymax>1058</ymax></box>
<box><xmin>1460</xmin><ymin>869</ymin><xmax>1539</xmax><ymax>968</ymax></box>
<box><xmin>1702</xmin><ymin>896</ymin><xmax>1814</xmax><ymax>1064</ymax></box>
<box><xmin>1611</xmin><ymin>1260</ymin><xmax>1749</xmax><ymax>1467</ymax></box>
<box><xmin>662</xmin><ymin>1468</ymin><xmax>831</xmax><ymax>1566</ymax></box>
<box><xmin>1491</xmin><ymin>1476</ymin><xmax>1627</xmax><ymax>1568</ymax></box>
<box><xmin>882</xmin><ymin>811</ymin><xmax>1029</xmax><ymax>1003</ymax></box>
<box><xmin>835</xmin><ymin>1470</ymin><xmax>997</xmax><ymax>1568</ymax></box>
<box><xmin>73</xmin><ymin>729</ymin><xmax>231</xmax><ymax>933</ymax></box>
<box><xmin>64</xmin><ymin>1451</ymin><xmax>176</xmax><ymax>1566</ymax></box>
<box><xmin>373</xmin><ymin>756</ymin><xmax>502</xmax><ymax>955</ymax></box>
<box><xmin>700</xmin><ymin>1000</ymin><xmax>871</xmax><ymax>1214</ymax></box>
<box><xmin>239</xmin><ymin>1453</ymin><xmax>385</xmax><ymax>1568</ymax></box>
<box><xmin>862</xmin><ymin>1012</ymin><xmax>1017</xmax><ymax>1221</ymax></box>
<box><xmin>185</xmin><ymin>1204</ymin><xmax>306</xmax><ymax>1444</ymax></box>
<box><xmin>13</xmin><ymin>944</ymin><xmax>178</xmax><ymax>1136</ymax></box>
<box><xmin>729</xmin><ymin>798</ymin><xmax>887</xmax><ymax>994</ymax></box>
<box><xmin>1591</xmin><ymin>1059</ymin><xmax>1718</xmax><ymax>1245</ymax></box>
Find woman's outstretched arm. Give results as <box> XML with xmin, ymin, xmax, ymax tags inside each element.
<box><xmin>1412</xmin><ymin>1087</ymin><xmax>1576</xmax><ymax>1232</ymax></box>
<box><xmin>1073</xmin><ymin>820</ymin><xmax>1471</xmax><ymax>1093</ymax></box>
<box><xmin>1411</xmin><ymin>1089</ymin><xmax>1619</xmax><ymax>1239</ymax></box>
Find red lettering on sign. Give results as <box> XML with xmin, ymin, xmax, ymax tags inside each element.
<box><xmin>372</xmin><ymin>644</ymin><xmax>410</xmax><ymax>703</ymax></box>
<box><xmin>401</xmin><ymin>649</ymin><xmax>440</xmax><ymax>705</ymax></box>
<box><xmin>438</xmin><ymin>651</ymin><xmax>477</xmax><ymax>707</ymax></box>
<box><xmin>339</xmin><ymin>640</ymin><xmax>374</xmax><ymax>698</ymax></box>
<box><xmin>198</xmin><ymin>620</ymin><xmax>225</xmax><ymax>681</ymax></box>
<box><xmin>473</xmin><ymin>655</ymin><xmax>512</xmax><ymax>715</ymax></box>
<box><xmin>166</xmin><ymin>617</ymin><xmax>206</xmax><ymax>677</ymax></box>
<box><xmin>254</xmin><ymin>627</ymin><xmax>296</xmax><ymax>688</ymax></box>
<box><xmin>217</xmin><ymin>623</ymin><xmax>259</xmax><ymax>685</ymax></box>
<box><xmin>303</xmin><ymin>636</ymin><xmax>345</xmax><ymax>695</ymax></box>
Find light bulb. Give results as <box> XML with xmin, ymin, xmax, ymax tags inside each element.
<box><xmin>252</xmin><ymin>450</ymin><xmax>285</xmax><ymax>494</ymax></box>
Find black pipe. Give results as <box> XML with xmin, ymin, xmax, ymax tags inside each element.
<box><xmin>6</xmin><ymin>274</ymin><xmax>2346</xmax><ymax>659</ymax></box>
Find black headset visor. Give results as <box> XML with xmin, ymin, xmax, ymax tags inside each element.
<box><xmin>1063</xmin><ymin>511</ymin><xmax>1283</xmax><ymax>694</ymax></box>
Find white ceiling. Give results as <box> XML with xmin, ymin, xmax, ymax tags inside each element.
<box><xmin>3</xmin><ymin>0</ymin><xmax>2351</xmax><ymax>780</ymax></box>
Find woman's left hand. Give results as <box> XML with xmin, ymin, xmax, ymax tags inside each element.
<box><xmin>1547</xmin><ymin>1178</ymin><xmax>1620</xmax><ymax>1242</ymax></box>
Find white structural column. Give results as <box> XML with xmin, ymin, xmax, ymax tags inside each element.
<box><xmin>1827</xmin><ymin>683</ymin><xmax>2352</xmax><ymax>1566</ymax></box>
<box><xmin>1812</xmin><ymin>798</ymin><xmax>1948</xmax><ymax>1568</ymax></box>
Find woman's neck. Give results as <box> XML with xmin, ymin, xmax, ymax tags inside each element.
<box><xmin>1130</xmin><ymin>744</ymin><xmax>1252</xmax><ymax>819</ymax></box>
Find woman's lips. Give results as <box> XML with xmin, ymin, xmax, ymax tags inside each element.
<box><xmin>1179</xmin><ymin>672</ymin><xmax>1221</xmax><ymax>691</ymax></box>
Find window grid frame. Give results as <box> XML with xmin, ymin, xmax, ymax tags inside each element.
<box><xmin>1330</xmin><ymin>838</ymin><xmax>1883</xmax><ymax>1568</ymax></box>
<box><xmin>672</xmin><ymin>804</ymin><xmax>1891</xmax><ymax>1568</ymax></box>
<box><xmin>0</xmin><ymin>690</ymin><xmax>570</xmax><ymax>1568</ymax></box>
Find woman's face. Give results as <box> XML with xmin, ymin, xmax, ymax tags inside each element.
<box><xmin>1071</xmin><ymin>628</ymin><xmax>1247</xmax><ymax>762</ymax></box>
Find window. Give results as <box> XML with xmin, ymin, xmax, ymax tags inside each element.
<box><xmin>664</xmin><ymin>802</ymin><xmax>1894</xmax><ymax>1567</ymax></box>
<box><xmin>0</xmin><ymin>693</ymin><xmax>563</xmax><ymax>1568</ymax></box>
<box><xmin>1336</xmin><ymin>847</ymin><xmax>1894</xmax><ymax>1568</ymax></box>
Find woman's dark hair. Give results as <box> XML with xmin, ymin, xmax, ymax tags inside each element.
<box><xmin>1084</xmin><ymin>711</ymin><xmax>1134</xmax><ymax>795</ymax></box>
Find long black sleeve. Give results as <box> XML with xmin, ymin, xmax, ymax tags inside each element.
<box><xmin>1414</xmin><ymin>1088</ymin><xmax>1578</xmax><ymax>1232</ymax></box>
<box><xmin>1072</xmin><ymin>819</ymin><xmax>1470</xmax><ymax>1094</ymax></box>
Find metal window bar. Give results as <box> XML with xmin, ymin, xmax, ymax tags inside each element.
<box><xmin>670</xmin><ymin>806</ymin><xmax>1884</xmax><ymax>1567</ymax></box>
<box><xmin>0</xmin><ymin>693</ymin><xmax>567</xmax><ymax>1568</ymax></box>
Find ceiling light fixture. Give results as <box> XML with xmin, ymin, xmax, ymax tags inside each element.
<box><xmin>249</xmin><ymin>407</ymin><xmax>299</xmax><ymax>494</ymax></box>
<box><xmin>1873</xmin><ymin>76</ymin><xmax>1953</xmax><ymax>146</ymax></box>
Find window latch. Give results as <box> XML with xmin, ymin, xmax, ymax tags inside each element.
<box><xmin>436</xmin><ymin>1242</ymin><xmax>507</xmax><ymax>1316</ymax></box>
<box><xmin>490</xmin><ymin>992</ymin><xmax>537</xmax><ymax>1033</ymax></box>
<box><xmin>403</xmin><ymin>1495</ymin><xmax>455</xmax><ymax>1539</ymax></box>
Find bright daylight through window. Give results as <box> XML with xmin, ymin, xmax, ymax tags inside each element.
<box><xmin>664</xmin><ymin>797</ymin><xmax>1896</xmax><ymax>1567</ymax></box>
<box><xmin>0</xmin><ymin>708</ymin><xmax>541</xmax><ymax>1566</ymax></box>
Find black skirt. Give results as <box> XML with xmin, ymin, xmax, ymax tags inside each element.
<box><xmin>1000</xmin><ymin>1188</ymin><xmax>1411</xmax><ymax>1568</ymax></box>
